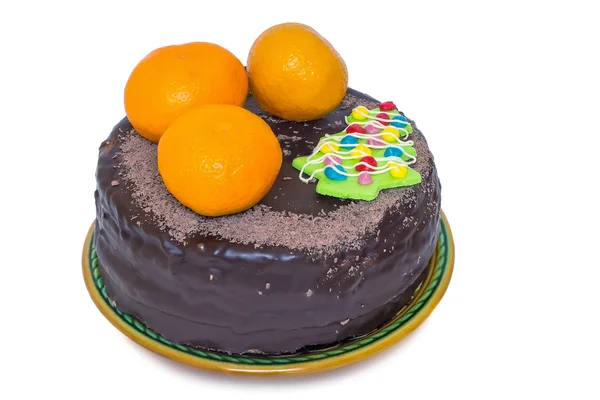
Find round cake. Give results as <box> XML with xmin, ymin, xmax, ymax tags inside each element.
<box><xmin>93</xmin><ymin>88</ymin><xmax>441</xmax><ymax>355</ymax></box>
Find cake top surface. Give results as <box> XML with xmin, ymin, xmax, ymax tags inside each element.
<box><xmin>103</xmin><ymin>89</ymin><xmax>437</xmax><ymax>256</ymax></box>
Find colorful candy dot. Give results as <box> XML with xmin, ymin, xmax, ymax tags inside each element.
<box><xmin>367</xmin><ymin>137</ymin><xmax>386</xmax><ymax>147</ymax></box>
<box><xmin>365</xmin><ymin>124</ymin><xmax>381</xmax><ymax>134</ymax></box>
<box><xmin>347</xmin><ymin>124</ymin><xmax>367</xmax><ymax>134</ymax></box>
<box><xmin>389</xmin><ymin>162</ymin><xmax>408</xmax><ymax>178</ymax></box>
<box><xmin>381</xmin><ymin>126</ymin><xmax>400</xmax><ymax>143</ymax></box>
<box><xmin>323</xmin><ymin>155</ymin><xmax>342</xmax><ymax>165</ymax></box>
<box><xmin>324</xmin><ymin>164</ymin><xmax>347</xmax><ymax>181</ymax></box>
<box><xmin>379</xmin><ymin>101</ymin><xmax>397</xmax><ymax>111</ymax></box>
<box><xmin>340</xmin><ymin>135</ymin><xmax>359</xmax><ymax>150</ymax></box>
<box><xmin>350</xmin><ymin>143</ymin><xmax>372</xmax><ymax>157</ymax></box>
<box><xmin>376</xmin><ymin>113</ymin><xmax>390</xmax><ymax>126</ymax></box>
<box><xmin>391</xmin><ymin>115</ymin><xmax>408</xmax><ymax>128</ymax></box>
<box><xmin>384</xmin><ymin>147</ymin><xmax>403</xmax><ymax>158</ymax></box>
<box><xmin>351</xmin><ymin>106</ymin><xmax>369</xmax><ymax>121</ymax></box>
<box><xmin>355</xmin><ymin>156</ymin><xmax>378</xmax><ymax>172</ymax></box>
<box><xmin>319</xmin><ymin>141</ymin><xmax>339</xmax><ymax>153</ymax></box>
<box><xmin>358</xmin><ymin>172</ymin><xmax>373</xmax><ymax>185</ymax></box>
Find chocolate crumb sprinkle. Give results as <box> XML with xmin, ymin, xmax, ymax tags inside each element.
<box><xmin>276</xmin><ymin>134</ymin><xmax>303</xmax><ymax>142</ymax></box>
<box><xmin>116</xmin><ymin>111</ymin><xmax>433</xmax><ymax>255</ymax></box>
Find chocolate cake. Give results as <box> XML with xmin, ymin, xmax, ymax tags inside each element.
<box><xmin>93</xmin><ymin>88</ymin><xmax>441</xmax><ymax>355</ymax></box>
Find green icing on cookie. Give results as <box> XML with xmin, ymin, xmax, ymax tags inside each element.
<box><xmin>292</xmin><ymin>104</ymin><xmax>422</xmax><ymax>201</ymax></box>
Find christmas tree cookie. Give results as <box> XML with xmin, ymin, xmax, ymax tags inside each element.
<box><xmin>292</xmin><ymin>101</ymin><xmax>421</xmax><ymax>201</ymax></box>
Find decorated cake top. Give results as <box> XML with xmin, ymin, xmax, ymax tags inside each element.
<box><xmin>107</xmin><ymin>91</ymin><xmax>437</xmax><ymax>255</ymax></box>
<box><xmin>292</xmin><ymin>101</ymin><xmax>421</xmax><ymax>201</ymax></box>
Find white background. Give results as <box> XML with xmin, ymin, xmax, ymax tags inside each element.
<box><xmin>1</xmin><ymin>0</ymin><xmax>598</xmax><ymax>398</ymax></box>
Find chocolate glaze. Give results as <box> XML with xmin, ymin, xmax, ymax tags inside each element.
<box><xmin>94</xmin><ymin>88</ymin><xmax>441</xmax><ymax>354</ymax></box>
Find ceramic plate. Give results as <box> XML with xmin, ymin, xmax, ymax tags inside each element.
<box><xmin>82</xmin><ymin>211</ymin><xmax>454</xmax><ymax>376</ymax></box>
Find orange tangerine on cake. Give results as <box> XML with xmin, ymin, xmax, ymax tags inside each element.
<box><xmin>157</xmin><ymin>105</ymin><xmax>282</xmax><ymax>217</ymax></box>
<box><xmin>125</xmin><ymin>42</ymin><xmax>248</xmax><ymax>143</ymax></box>
<box><xmin>247</xmin><ymin>23</ymin><xmax>348</xmax><ymax>122</ymax></box>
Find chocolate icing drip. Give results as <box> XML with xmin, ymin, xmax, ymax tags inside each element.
<box><xmin>94</xmin><ymin>88</ymin><xmax>441</xmax><ymax>354</ymax></box>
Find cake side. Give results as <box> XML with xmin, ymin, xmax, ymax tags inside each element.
<box><xmin>94</xmin><ymin>89</ymin><xmax>441</xmax><ymax>354</ymax></box>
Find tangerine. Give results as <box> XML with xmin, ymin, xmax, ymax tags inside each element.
<box><xmin>247</xmin><ymin>23</ymin><xmax>348</xmax><ymax>122</ymax></box>
<box><xmin>157</xmin><ymin>104</ymin><xmax>282</xmax><ymax>217</ymax></box>
<box><xmin>125</xmin><ymin>42</ymin><xmax>248</xmax><ymax>143</ymax></box>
